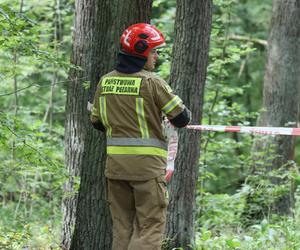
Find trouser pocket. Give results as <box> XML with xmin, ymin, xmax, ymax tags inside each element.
<box><xmin>156</xmin><ymin>175</ymin><xmax>169</xmax><ymax>208</ymax></box>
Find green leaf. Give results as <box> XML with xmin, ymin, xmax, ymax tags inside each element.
<box><xmin>226</xmin><ymin>238</ymin><xmax>241</xmax><ymax>248</ymax></box>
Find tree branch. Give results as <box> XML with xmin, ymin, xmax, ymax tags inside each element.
<box><xmin>225</xmin><ymin>34</ymin><xmax>268</xmax><ymax>47</ymax></box>
<box><xmin>0</xmin><ymin>76</ymin><xmax>88</xmax><ymax>97</ymax></box>
<box><xmin>1</xmin><ymin>122</ymin><xmax>61</xmax><ymax>169</ymax></box>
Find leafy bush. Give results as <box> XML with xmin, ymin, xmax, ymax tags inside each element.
<box><xmin>0</xmin><ymin>112</ymin><xmax>65</xmax><ymax>249</ymax></box>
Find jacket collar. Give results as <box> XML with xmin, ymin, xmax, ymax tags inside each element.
<box><xmin>116</xmin><ymin>52</ymin><xmax>147</xmax><ymax>73</ymax></box>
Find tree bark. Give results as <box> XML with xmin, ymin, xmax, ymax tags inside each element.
<box><xmin>62</xmin><ymin>0</ymin><xmax>153</xmax><ymax>249</ymax></box>
<box><xmin>165</xmin><ymin>1</ymin><xmax>213</xmax><ymax>249</ymax></box>
<box><xmin>244</xmin><ymin>0</ymin><xmax>300</xmax><ymax>222</ymax></box>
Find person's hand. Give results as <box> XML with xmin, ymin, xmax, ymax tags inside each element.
<box><xmin>87</xmin><ymin>102</ymin><xmax>93</xmax><ymax>111</ymax></box>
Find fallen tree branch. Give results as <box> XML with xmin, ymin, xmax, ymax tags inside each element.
<box><xmin>226</xmin><ymin>34</ymin><xmax>268</xmax><ymax>46</ymax></box>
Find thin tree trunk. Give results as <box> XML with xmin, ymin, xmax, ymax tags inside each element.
<box><xmin>62</xmin><ymin>0</ymin><xmax>153</xmax><ymax>249</ymax></box>
<box><xmin>13</xmin><ymin>53</ymin><xmax>18</xmax><ymax>117</ymax></box>
<box><xmin>12</xmin><ymin>0</ymin><xmax>24</xmax><ymax>159</ymax></box>
<box><xmin>43</xmin><ymin>69</ymin><xmax>57</xmax><ymax>127</ymax></box>
<box><xmin>44</xmin><ymin>0</ymin><xmax>62</xmax><ymax>129</ymax></box>
<box><xmin>243</xmin><ymin>0</ymin><xmax>300</xmax><ymax>224</ymax></box>
<box><xmin>12</xmin><ymin>52</ymin><xmax>18</xmax><ymax>160</ymax></box>
<box><xmin>165</xmin><ymin>1</ymin><xmax>213</xmax><ymax>249</ymax></box>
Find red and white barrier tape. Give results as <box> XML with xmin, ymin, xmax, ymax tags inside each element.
<box><xmin>166</xmin><ymin>124</ymin><xmax>300</xmax><ymax>182</ymax></box>
<box><xmin>166</xmin><ymin>134</ymin><xmax>178</xmax><ymax>182</ymax></box>
<box><xmin>186</xmin><ymin>125</ymin><xmax>300</xmax><ymax>136</ymax></box>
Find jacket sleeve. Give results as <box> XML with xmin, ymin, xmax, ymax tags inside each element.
<box><xmin>90</xmin><ymin>83</ymin><xmax>106</xmax><ymax>132</ymax></box>
<box><xmin>169</xmin><ymin>107</ymin><xmax>191</xmax><ymax>128</ymax></box>
<box><xmin>151</xmin><ymin>77</ymin><xmax>191</xmax><ymax>128</ymax></box>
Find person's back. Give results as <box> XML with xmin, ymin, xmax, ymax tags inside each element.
<box><xmin>91</xmin><ymin>23</ymin><xmax>191</xmax><ymax>250</ymax></box>
<box><xmin>93</xmin><ymin>68</ymin><xmax>187</xmax><ymax>181</ymax></box>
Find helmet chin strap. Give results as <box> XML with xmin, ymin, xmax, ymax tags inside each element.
<box><xmin>153</xmin><ymin>43</ymin><xmax>166</xmax><ymax>49</ymax></box>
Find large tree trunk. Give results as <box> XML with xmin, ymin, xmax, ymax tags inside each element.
<box><xmin>165</xmin><ymin>1</ymin><xmax>213</xmax><ymax>249</ymax></box>
<box><xmin>62</xmin><ymin>1</ymin><xmax>153</xmax><ymax>249</ymax></box>
<box><xmin>243</xmin><ymin>0</ymin><xmax>300</xmax><ymax>223</ymax></box>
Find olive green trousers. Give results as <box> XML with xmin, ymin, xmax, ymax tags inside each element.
<box><xmin>107</xmin><ymin>176</ymin><xmax>168</xmax><ymax>250</ymax></box>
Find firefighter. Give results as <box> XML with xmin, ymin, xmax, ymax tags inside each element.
<box><xmin>91</xmin><ymin>23</ymin><xmax>191</xmax><ymax>250</ymax></box>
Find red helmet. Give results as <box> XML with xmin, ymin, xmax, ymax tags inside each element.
<box><xmin>120</xmin><ymin>23</ymin><xmax>165</xmax><ymax>58</ymax></box>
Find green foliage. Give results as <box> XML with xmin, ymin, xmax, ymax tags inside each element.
<box><xmin>240</xmin><ymin>137</ymin><xmax>299</xmax><ymax>226</ymax></box>
<box><xmin>0</xmin><ymin>0</ymin><xmax>72</xmax><ymax>247</ymax></box>
<box><xmin>0</xmin><ymin>0</ymin><xmax>299</xmax><ymax>248</ymax></box>
<box><xmin>152</xmin><ymin>0</ymin><xmax>176</xmax><ymax>80</ymax></box>
<box><xmin>193</xmin><ymin>0</ymin><xmax>300</xmax><ymax>249</ymax></box>
<box><xmin>194</xmin><ymin>189</ymin><xmax>300</xmax><ymax>249</ymax></box>
<box><xmin>0</xmin><ymin>2</ymin><xmax>71</xmax><ymax>68</ymax></box>
<box><xmin>0</xmin><ymin>112</ymin><xmax>66</xmax><ymax>248</ymax></box>
<box><xmin>200</xmin><ymin>0</ymin><xmax>263</xmax><ymax>195</ymax></box>
<box><xmin>154</xmin><ymin>1</ymin><xmax>299</xmax><ymax>249</ymax></box>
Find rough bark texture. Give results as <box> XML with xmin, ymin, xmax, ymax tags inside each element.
<box><xmin>260</xmin><ymin>0</ymin><xmax>300</xmax><ymax>213</ymax></box>
<box><xmin>245</xmin><ymin>0</ymin><xmax>300</xmax><ymax>221</ymax></box>
<box><xmin>261</xmin><ymin>1</ymin><xmax>300</xmax><ymax>130</ymax></box>
<box><xmin>62</xmin><ymin>1</ymin><xmax>153</xmax><ymax>249</ymax></box>
<box><xmin>165</xmin><ymin>1</ymin><xmax>213</xmax><ymax>249</ymax></box>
